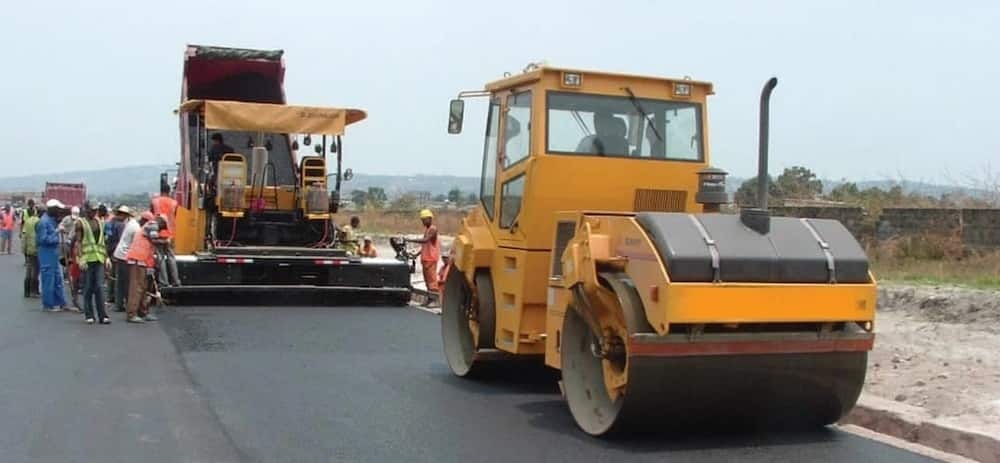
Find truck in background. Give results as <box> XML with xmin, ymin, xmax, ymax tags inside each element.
<box><xmin>44</xmin><ymin>182</ymin><xmax>87</xmax><ymax>208</ymax></box>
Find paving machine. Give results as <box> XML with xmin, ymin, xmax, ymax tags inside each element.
<box><xmin>165</xmin><ymin>45</ymin><xmax>410</xmax><ymax>304</ymax></box>
<box><xmin>440</xmin><ymin>64</ymin><xmax>876</xmax><ymax>435</ymax></box>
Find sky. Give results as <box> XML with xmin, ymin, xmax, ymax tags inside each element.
<box><xmin>1</xmin><ymin>0</ymin><xmax>998</xmax><ymax>184</ymax></box>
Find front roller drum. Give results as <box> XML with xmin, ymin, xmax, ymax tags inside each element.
<box><xmin>560</xmin><ymin>275</ymin><xmax>868</xmax><ymax>436</ymax></box>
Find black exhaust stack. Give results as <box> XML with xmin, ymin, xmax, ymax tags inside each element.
<box><xmin>740</xmin><ymin>77</ymin><xmax>778</xmax><ymax>235</ymax></box>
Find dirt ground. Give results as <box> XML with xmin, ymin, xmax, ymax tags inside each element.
<box><xmin>868</xmin><ymin>285</ymin><xmax>1000</xmax><ymax>436</ymax></box>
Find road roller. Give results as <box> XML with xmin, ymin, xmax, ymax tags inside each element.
<box><xmin>441</xmin><ymin>64</ymin><xmax>875</xmax><ymax>436</ymax></box>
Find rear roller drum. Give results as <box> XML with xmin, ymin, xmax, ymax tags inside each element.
<box><xmin>441</xmin><ymin>270</ymin><xmax>495</xmax><ymax>377</ymax></box>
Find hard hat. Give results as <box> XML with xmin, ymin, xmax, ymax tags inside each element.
<box><xmin>46</xmin><ymin>199</ymin><xmax>65</xmax><ymax>209</ymax></box>
<box><xmin>116</xmin><ymin>205</ymin><xmax>132</xmax><ymax>215</ymax></box>
<box><xmin>363</xmin><ymin>235</ymin><xmax>373</xmax><ymax>242</ymax></box>
<box><xmin>70</xmin><ymin>206</ymin><xmax>80</xmax><ymax>216</ymax></box>
<box><xmin>419</xmin><ymin>209</ymin><xmax>434</xmax><ymax>219</ymax></box>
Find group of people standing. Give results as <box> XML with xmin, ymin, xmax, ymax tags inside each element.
<box><xmin>15</xmin><ymin>184</ymin><xmax>181</xmax><ymax>325</ymax></box>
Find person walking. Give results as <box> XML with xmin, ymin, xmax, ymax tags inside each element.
<box><xmin>112</xmin><ymin>207</ymin><xmax>139</xmax><ymax>313</ymax></box>
<box><xmin>406</xmin><ymin>209</ymin><xmax>440</xmax><ymax>307</ymax></box>
<box><xmin>124</xmin><ymin>212</ymin><xmax>159</xmax><ymax>323</ymax></box>
<box><xmin>76</xmin><ymin>203</ymin><xmax>110</xmax><ymax>325</ymax></box>
<box><xmin>21</xmin><ymin>206</ymin><xmax>41</xmax><ymax>298</ymax></box>
<box><xmin>37</xmin><ymin>200</ymin><xmax>69</xmax><ymax>312</ymax></box>
<box><xmin>0</xmin><ymin>205</ymin><xmax>14</xmax><ymax>254</ymax></box>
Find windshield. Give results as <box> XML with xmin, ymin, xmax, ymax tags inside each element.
<box><xmin>546</xmin><ymin>91</ymin><xmax>703</xmax><ymax>161</ymax></box>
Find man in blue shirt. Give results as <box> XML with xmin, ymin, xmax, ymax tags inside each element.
<box><xmin>37</xmin><ymin>199</ymin><xmax>69</xmax><ymax>312</ymax></box>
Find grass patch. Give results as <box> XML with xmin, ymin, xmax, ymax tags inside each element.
<box><xmin>872</xmin><ymin>252</ymin><xmax>1000</xmax><ymax>289</ymax></box>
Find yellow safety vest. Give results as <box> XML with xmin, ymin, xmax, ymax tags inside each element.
<box><xmin>80</xmin><ymin>218</ymin><xmax>106</xmax><ymax>264</ymax></box>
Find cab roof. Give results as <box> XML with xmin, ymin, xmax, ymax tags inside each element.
<box><xmin>483</xmin><ymin>64</ymin><xmax>714</xmax><ymax>94</ymax></box>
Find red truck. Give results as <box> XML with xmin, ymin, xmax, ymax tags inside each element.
<box><xmin>44</xmin><ymin>182</ymin><xmax>87</xmax><ymax>208</ymax></box>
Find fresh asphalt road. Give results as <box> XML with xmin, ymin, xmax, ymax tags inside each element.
<box><xmin>0</xmin><ymin>248</ymin><xmax>940</xmax><ymax>462</ymax></box>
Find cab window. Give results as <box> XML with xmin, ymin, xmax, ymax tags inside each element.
<box><xmin>503</xmin><ymin>91</ymin><xmax>531</xmax><ymax>168</ymax></box>
<box><xmin>480</xmin><ymin>97</ymin><xmax>501</xmax><ymax>219</ymax></box>
<box><xmin>499</xmin><ymin>175</ymin><xmax>525</xmax><ymax>229</ymax></box>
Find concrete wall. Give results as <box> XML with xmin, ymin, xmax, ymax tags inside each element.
<box><xmin>771</xmin><ymin>206</ymin><xmax>1000</xmax><ymax>249</ymax></box>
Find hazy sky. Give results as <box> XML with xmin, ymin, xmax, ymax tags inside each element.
<box><xmin>1</xmin><ymin>0</ymin><xmax>997</xmax><ymax>184</ymax></box>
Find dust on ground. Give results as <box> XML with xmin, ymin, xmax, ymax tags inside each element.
<box><xmin>869</xmin><ymin>285</ymin><xmax>1000</xmax><ymax>436</ymax></box>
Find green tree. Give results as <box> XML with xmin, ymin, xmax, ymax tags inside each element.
<box><xmin>366</xmin><ymin>187</ymin><xmax>387</xmax><ymax>209</ymax></box>
<box><xmin>735</xmin><ymin>176</ymin><xmax>783</xmax><ymax>207</ymax></box>
<box><xmin>827</xmin><ymin>181</ymin><xmax>860</xmax><ymax>202</ymax></box>
<box><xmin>776</xmin><ymin>166</ymin><xmax>823</xmax><ymax>199</ymax></box>
<box><xmin>447</xmin><ymin>187</ymin><xmax>462</xmax><ymax>204</ymax></box>
<box><xmin>433</xmin><ymin>194</ymin><xmax>447</xmax><ymax>203</ymax></box>
<box><xmin>350</xmin><ymin>190</ymin><xmax>368</xmax><ymax>208</ymax></box>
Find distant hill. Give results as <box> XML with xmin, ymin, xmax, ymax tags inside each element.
<box><xmin>2</xmin><ymin>165</ymin><xmax>976</xmax><ymax>200</ymax></box>
<box><xmin>0</xmin><ymin>165</ymin><xmax>480</xmax><ymax>198</ymax></box>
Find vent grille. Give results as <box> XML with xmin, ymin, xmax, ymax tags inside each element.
<box><xmin>634</xmin><ymin>189</ymin><xmax>687</xmax><ymax>212</ymax></box>
<box><xmin>551</xmin><ymin>221</ymin><xmax>576</xmax><ymax>278</ymax></box>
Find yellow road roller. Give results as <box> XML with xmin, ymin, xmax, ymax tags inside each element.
<box><xmin>441</xmin><ymin>64</ymin><xmax>876</xmax><ymax>436</ymax></box>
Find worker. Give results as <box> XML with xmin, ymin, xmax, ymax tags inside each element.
<box><xmin>37</xmin><ymin>200</ymin><xmax>69</xmax><ymax>312</ymax></box>
<box><xmin>0</xmin><ymin>205</ymin><xmax>13</xmax><ymax>254</ymax></box>
<box><xmin>21</xmin><ymin>206</ymin><xmax>41</xmax><ymax>298</ymax></box>
<box><xmin>406</xmin><ymin>209</ymin><xmax>440</xmax><ymax>307</ymax></box>
<box><xmin>59</xmin><ymin>206</ymin><xmax>83</xmax><ymax>312</ymax></box>
<box><xmin>360</xmin><ymin>236</ymin><xmax>378</xmax><ymax>258</ymax></box>
<box><xmin>154</xmin><ymin>215</ymin><xmax>180</xmax><ymax>287</ymax></box>
<box><xmin>113</xmin><ymin>206</ymin><xmax>139</xmax><ymax>313</ymax></box>
<box><xmin>339</xmin><ymin>216</ymin><xmax>361</xmax><ymax>256</ymax></box>
<box><xmin>104</xmin><ymin>205</ymin><xmax>126</xmax><ymax>305</ymax></box>
<box><xmin>76</xmin><ymin>202</ymin><xmax>110</xmax><ymax>325</ymax></box>
<box><xmin>124</xmin><ymin>212</ymin><xmax>158</xmax><ymax>323</ymax></box>
<box><xmin>151</xmin><ymin>183</ymin><xmax>180</xmax><ymax>286</ymax></box>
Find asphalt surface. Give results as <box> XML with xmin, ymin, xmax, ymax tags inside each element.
<box><xmin>0</xmin><ymin>245</ymin><xmax>941</xmax><ymax>462</ymax></box>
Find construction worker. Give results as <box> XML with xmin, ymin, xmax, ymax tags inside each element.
<box><xmin>360</xmin><ymin>236</ymin><xmax>378</xmax><ymax>258</ymax></box>
<box><xmin>406</xmin><ymin>209</ymin><xmax>440</xmax><ymax>306</ymax></box>
<box><xmin>104</xmin><ymin>205</ymin><xmax>126</xmax><ymax>305</ymax></box>
<box><xmin>21</xmin><ymin>206</ymin><xmax>41</xmax><ymax>298</ymax></box>
<box><xmin>59</xmin><ymin>206</ymin><xmax>83</xmax><ymax>312</ymax></box>
<box><xmin>77</xmin><ymin>202</ymin><xmax>110</xmax><ymax>325</ymax></box>
<box><xmin>112</xmin><ymin>206</ymin><xmax>139</xmax><ymax>313</ymax></box>
<box><xmin>37</xmin><ymin>200</ymin><xmax>69</xmax><ymax>312</ymax></box>
<box><xmin>151</xmin><ymin>184</ymin><xmax>180</xmax><ymax>286</ymax></box>
<box><xmin>339</xmin><ymin>216</ymin><xmax>361</xmax><ymax>256</ymax></box>
<box><xmin>0</xmin><ymin>205</ymin><xmax>14</xmax><ymax>254</ymax></box>
<box><xmin>125</xmin><ymin>212</ymin><xmax>159</xmax><ymax>323</ymax></box>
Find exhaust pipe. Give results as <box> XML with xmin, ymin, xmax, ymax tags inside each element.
<box><xmin>741</xmin><ymin>77</ymin><xmax>778</xmax><ymax>234</ymax></box>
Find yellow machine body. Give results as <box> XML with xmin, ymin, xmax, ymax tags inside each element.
<box><xmin>441</xmin><ymin>65</ymin><xmax>876</xmax><ymax>435</ymax></box>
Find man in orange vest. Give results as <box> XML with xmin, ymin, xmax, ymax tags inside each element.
<box><xmin>125</xmin><ymin>212</ymin><xmax>159</xmax><ymax>323</ymax></box>
<box><xmin>405</xmin><ymin>209</ymin><xmax>440</xmax><ymax>307</ymax></box>
<box><xmin>151</xmin><ymin>183</ymin><xmax>180</xmax><ymax>286</ymax></box>
<box><xmin>0</xmin><ymin>205</ymin><xmax>14</xmax><ymax>254</ymax></box>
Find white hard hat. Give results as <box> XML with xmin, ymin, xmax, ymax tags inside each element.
<box><xmin>70</xmin><ymin>206</ymin><xmax>80</xmax><ymax>215</ymax></box>
<box><xmin>45</xmin><ymin>199</ymin><xmax>65</xmax><ymax>209</ymax></box>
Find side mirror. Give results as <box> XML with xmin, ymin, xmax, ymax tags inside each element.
<box><xmin>343</xmin><ymin>168</ymin><xmax>354</xmax><ymax>182</ymax></box>
<box><xmin>330</xmin><ymin>140</ymin><xmax>338</xmax><ymax>154</ymax></box>
<box><xmin>292</xmin><ymin>139</ymin><xmax>300</xmax><ymax>151</ymax></box>
<box><xmin>447</xmin><ymin>99</ymin><xmax>465</xmax><ymax>134</ymax></box>
<box><xmin>304</xmin><ymin>135</ymin><xmax>312</xmax><ymax>146</ymax></box>
<box><xmin>314</xmin><ymin>145</ymin><xmax>323</xmax><ymax>154</ymax></box>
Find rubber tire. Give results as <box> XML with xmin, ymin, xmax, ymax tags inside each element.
<box><xmin>561</xmin><ymin>306</ymin><xmax>624</xmax><ymax>436</ymax></box>
<box><xmin>473</xmin><ymin>272</ymin><xmax>496</xmax><ymax>349</ymax></box>
<box><xmin>441</xmin><ymin>270</ymin><xmax>480</xmax><ymax>377</ymax></box>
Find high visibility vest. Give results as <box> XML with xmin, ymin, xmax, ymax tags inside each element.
<box><xmin>80</xmin><ymin>218</ymin><xmax>107</xmax><ymax>264</ymax></box>
<box><xmin>1</xmin><ymin>213</ymin><xmax>12</xmax><ymax>230</ymax></box>
<box><xmin>126</xmin><ymin>225</ymin><xmax>157</xmax><ymax>268</ymax></box>
<box><xmin>21</xmin><ymin>216</ymin><xmax>40</xmax><ymax>255</ymax></box>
